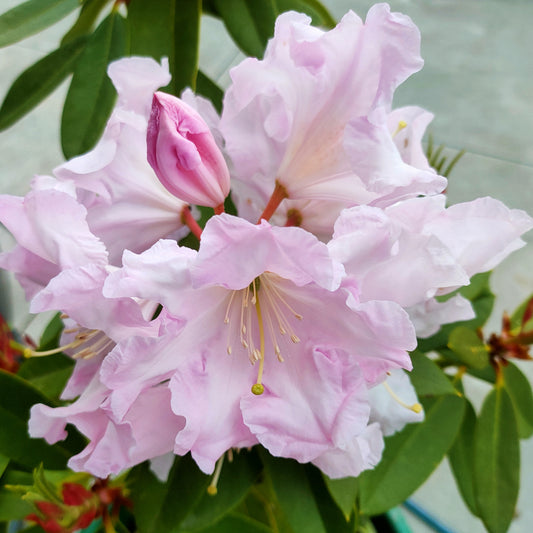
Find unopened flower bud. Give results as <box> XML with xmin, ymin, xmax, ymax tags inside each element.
<box><xmin>147</xmin><ymin>91</ymin><xmax>230</xmax><ymax>209</ymax></box>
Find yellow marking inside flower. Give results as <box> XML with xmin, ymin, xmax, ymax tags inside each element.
<box><xmin>392</xmin><ymin>120</ymin><xmax>408</xmax><ymax>138</ymax></box>
<box><xmin>383</xmin><ymin>381</ymin><xmax>422</xmax><ymax>413</ymax></box>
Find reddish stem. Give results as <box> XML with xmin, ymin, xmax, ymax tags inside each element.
<box><xmin>285</xmin><ymin>208</ymin><xmax>303</xmax><ymax>227</ymax></box>
<box><xmin>257</xmin><ymin>181</ymin><xmax>288</xmax><ymax>223</ymax></box>
<box><xmin>214</xmin><ymin>203</ymin><xmax>225</xmax><ymax>215</ymax></box>
<box><xmin>181</xmin><ymin>206</ymin><xmax>203</xmax><ymax>240</ymax></box>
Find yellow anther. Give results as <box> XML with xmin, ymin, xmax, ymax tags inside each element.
<box><xmin>383</xmin><ymin>381</ymin><xmax>422</xmax><ymax>414</ymax></box>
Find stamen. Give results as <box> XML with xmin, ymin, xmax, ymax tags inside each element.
<box><xmin>224</xmin><ymin>291</ymin><xmax>237</xmax><ymax>324</ymax></box>
<box><xmin>251</xmin><ymin>297</ymin><xmax>266</xmax><ymax>395</ymax></box>
<box><xmin>383</xmin><ymin>381</ymin><xmax>422</xmax><ymax>413</ymax></box>
<box><xmin>392</xmin><ymin>120</ymin><xmax>408</xmax><ymax>138</ymax></box>
<box><xmin>207</xmin><ymin>454</ymin><xmax>225</xmax><ymax>496</ymax></box>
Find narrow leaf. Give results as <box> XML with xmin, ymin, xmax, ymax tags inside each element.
<box><xmin>260</xmin><ymin>450</ymin><xmax>326</xmax><ymax>533</ymax></box>
<box><xmin>0</xmin><ymin>0</ymin><xmax>79</xmax><ymax>48</ymax></box>
<box><xmin>61</xmin><ymin>12</ymin><xmax>128</xmax><ymax>159</ymax></box>
<box><xmin>502</xmin><ymin>362</ymin><xmax>533</xmax><ymax>439</ymax></box>
<box><xmin>214</xmin><ymin>0</ymin><xmax>277</xmax><ymax>58</ymax></box>
<box><xmin>474</xmin><ymin>386</ymin><xmax>519</xmax><ymax>533</ymax></box>
<box><xmin>181</xmin><ymin>449</ymin><xmax>262</xmax><ymax>531</ymax></box>
<box><xmin>408</xmin><ymin>351</ymin><xmax>457</xmax><ymax>397</ymax></box>
<box><xmin>0</xmin><ymin>370</ymin><xmax>83</xmax><ymax>468</ymax></box>
<box><xmin>0</xmin><ymin>36</ymin><xmax>87</xmax><ymax>131</ymax></box>
<box><xmin>359</xmin><ymin>394</ymin><xmax>465</xmax><ymax>516</ymax></box>
<box><xmin>128</xmin><ymin>455</ymin><xmax>209</xmax><ymax>533</ymax></box>
<box><xmin>127</xmin><ymin>0</ymin><xmax>200</xmax><ymax>95</ymax></box>
<box><xmin>199</xmin><ymin>513</ymin><xmax>273</xmax><ymax>533</ymax></box>
<box><xmin>448</xmin><ymin>400</ymin><xmax>478</xmax><ymax>516</ymax></box>
<box><xmin>448</xmin><ymin>327</ymin><xmax>489</xmax><ymax>370</ymax></box>
<box><xmin>275</xmin><ymin>0</ymin><xmax>336</xmax><ymax>28</ymax></box>
<box><xmin>196</xmin><ymin>70</ymin><xmax>224</xmax><ymax>113</ymax></box>
<box><xmin>418</xmin><ymin>272</ymin><xmax>494</xmax><ymax>352</ymax></box>
<box><xmin>61</xmin><ymin>0</ymin><xmax>110</xmax><ymax>45</ymax></box>
<box><xmin>322</xmin><ymin>475</ymin><xmax>358</xmax><ymax>521</ymax></box>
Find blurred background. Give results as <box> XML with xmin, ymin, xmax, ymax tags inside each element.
<box><xmin>1</xmin><ymin>1</ymin><xmax>532</xmax><ymax>531</ymax></box>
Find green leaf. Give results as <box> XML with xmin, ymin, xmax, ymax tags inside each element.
<box><xmin>275</xmin><ymin>0</ymin><xmax>336</xmax><ymax>28</ymax></box>
<box><xmin>359</xmin><ymin>394</ymin><xmax>465</xmax><ymax>516</ymax></box>
<box><xmin>128</xmin><ymin>455</ymin><xmax>209</xmax><ymax>533</ymax></box>
<box><xmin>418</xmin><ymin>272</ymin><xmax>494</xmax><ymax>352</ymax></box>
<box><xmin>17</xmin><ymin>354</ymin><xmax>74</xmax><ymax>400</ymax></box>
<box><xmin>510</xmin><ymin>293</ymin><xmax>533</xmax><ymax>332</ymax></box>
<box><xmin>127</xmin><ymin>0</ymin><xmax>200</xmax><ymax>95</ymax></box>
<box><xmin>448</xmin><ymin>400</ymin><xmax>478</xmax><ymax>516</ymax></box>
<box><xmin>214</xmin><ymin>0</ymin><xmax>277</xmax><ymax>58</ymax></box>
<box><xmin>447</xmin><ymin>327</ymin><xmax>489</xmax><ymax>370</ymax></box>
<box><xmin>408</xmin><ymin>351</ymin><xmax>457</xmax><ymax>397</ymax></box>
<box><xmin>474</xmin><ymin>386</ymin><xmax>519</xmax><ymax>533</ymax></box>
<box><xmin>0</xmin><ymin>0</ymin><xmax>79</xmax><ymax>48</ymax></box>
<box><xmin>0</xmin><ymin>488</ymin><xmax>33</xmax><ymax>521</ymax></box>
<box><xmin>197</xmin><ymin>512</ymin><xmax>273</xmax><ymax>533</ymax></box>
<box><xmin>180</xmin><ymin>450</ymin><xmax>262</xmax><ymax>531</ymax></box>
<box><xmin>0</xmin><ymin>36</ymin><xmax>87</xmax><ymax>131</ymax></box>
<box><xmin>0</xmin><ymin>454</ymin><xmax>8</xmax><ymax>478</ymax></box>
<box><xmin>61</xmin><ymin>12</ymin><xmax>128</xmax><ymax>159</ymax></box>
<box><xmin>38</xmin><ymin>313</ymin><xmax>65</xmax><ymax>351</ymax></box>
<box><xmin>61</xmin><ymin>0</ymin><xmax>110</xmax><ymax>45</ymax></box>
<box><xmin>502</xmin><ymin>362</ymin><xmax>533</xmax><ymax>439</ymax></box>
<box><xmin>260</xmin><ymin>451</ymin><xmax>326</xmax><ymax>533</ymax></box>
<box><xmin>305</xmin><ymin>466</ymin><xmax>356</xmax><ymax>533</ymax></box>
<box><xmin>0</xmin><ymin>370</ymin><xmax>82</xmax><ymax>468</ymax></box>
<box><xmin>322</xmin><ymin>475</ymin><xmax>357</xmax><ymax>521</ymax></box>
<box><xmin>196</xmin><ymin>70</ymin><xmax>224</xmax><ymax>113</ymax></box>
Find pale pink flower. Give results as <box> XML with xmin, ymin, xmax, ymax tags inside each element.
<box><xmin>221</xmin><ymin>4</ymin><xmax>443</xmax><ymax>234</ymax></box>
<box><xmin>368</xmin><ymin>369</ymin><xmax>424</xmax><ymax>437</ymax></box>
<box><xmin>54</xmin><ymin>58</ymin><xmax>190</xmax><ymax>265</ymax></box>
<box><xmin>147</xmin><ymin>91</ymin><xmax>230</xmax><ymax>210</ymax></box>
<box><xmin>29</xmin><ymin>369</ymin><xmax>185</xmax><ymax>478</ymax></box>
<box><xmin>328</xmin><ymin>195</ymin><xmax>533</xmax><ymax>335</ymax></box>
<box><xmin>100</xmin><ymin>214</ymin><xmax>416</xmax><ymax>477</ymax></box>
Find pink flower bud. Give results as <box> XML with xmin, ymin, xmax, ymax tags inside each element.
<box><xmin>147</xmin><ymin>91</ymin><xmax>230</xmax><ymax>209</ymax></box>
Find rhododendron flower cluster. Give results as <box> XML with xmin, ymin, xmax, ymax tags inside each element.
<box><xmin>0</xmin><ymin>3</ymin><xmax>531</xmax><ymax>482</ymax></box>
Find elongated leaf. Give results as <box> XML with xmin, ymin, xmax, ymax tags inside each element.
<box><xmin>322</xmin><ymin>475</ymin><xmax>357</xmax><ymax>521</ymax></box>
<box><xmin>448</xmin><ymin>327</ymin><xmax>489</xmax><ymax>370</ymax></box>
<box><xmin>181</xmin><ymin>450</ymin><xmax>262</xmax><ymax>531</ymax></box>
<box><xmin>502</xmin><ymin>362</ymin><xmax>533</xmax><ymax>439</ymax></box>
<box><xmin>0</xmin><ymin>36</ymin><xmax>87</xmax><ymax>131</ymax></box>
<box><xmin>408</xmin><ymin>351</ymin><xmax>457</xmax><ymax>397</ymax></box>
<box><xmin>0</xmin><ymin>370</ymin><xmax>83</xmax><ymax>468</ymax></box>
<box><xmin>275</xmin><ymin>0</ymin><xmax>336</xmax><ymax>27</ymax></box>
<box><xmin>199</xmin><ymin>513</ymin><xmax>273</xmax><ymax>533</ymax></box>
<box><xmin>38</xmin><ymin>312</ymin><xmax>64</xmax><ymax>351</ymax></box>
<box><xmin>260</xmin><ymin>451</ymin><xmax>326</xmax><ymax>533</ymax></box>
<box><xmin>17</xmin><ymin>354</ymin><xmax>74</xmax><ymax>400</ymax></box>
<box><xmin>448</xmin><ymin>400</ymin><xmax>478</xmax><ymax>516</ymax></box>
<box><xmin>305</xmin><ymin>466</ymin><xmax>356</xmax><ymax>533</ymax></box>
<box><xmin>418</xmin><ymin>272</ymin><xmax>494</xmax><ymax>352</ymax></box>
<box><xmin>0</xmin><ymin>454</ymin><xmax>8</xmax><ymax>478</ymax></box>
<box><xmin>474</xmin><ymin>386</ymin><xmax>519</xmax><ymax>533</ymax></box>
<box><xmin>0</xmin><ymin>488</ymin><xmax>33</xmax><ymax>521</ymax></box>
<box><xmin>196</xmin><ymin>70</ymin><xmax>224</xmax><ymax>113</ymax></box>
<box><xmin>61</xmin><ymin>12</ymin><xmax>128</xmax><ymax>159</ymax></box>
<box><xmin>214</xmin><ymin>0</ymin><xmax>277</xmax><ymax>58</ymax></box>
<box><xmin>510</xmin><ymin>293</ymin><xmax>533</xmax><ymax>331</ymax></box>
<box><xmin>0</xmin><ymin>0</ymin><xmax>79</xmax><ymax>48</ymax></box>
<box><xmin>61</xmin><ymin>0</ymin><xmax>110</xmax><ymax>45</ymax></box>
<box><xmin>128</xmin><ymin>455</ymin><xmax>209</xmax><ymax>533</ymax></box>
<box><xmin>127</xmin><ymin>0</ymin><xmax>200</xmax><ymax>95</ymax></box>
<box><xmin>359</xmin><ymin>394</ymin><xmax>465</xmax><ymax>516</ymax></box>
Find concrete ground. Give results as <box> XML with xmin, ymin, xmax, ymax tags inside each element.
<box><xmin>1</xmin><ymin>1</ymin><xmax>532</xmax><ymax>532</ymax></box>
